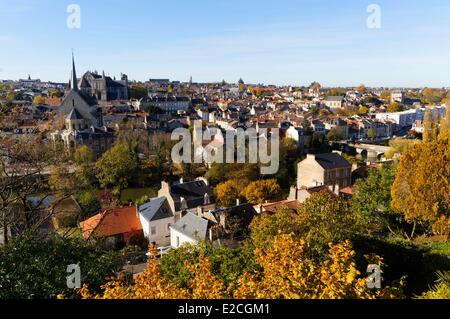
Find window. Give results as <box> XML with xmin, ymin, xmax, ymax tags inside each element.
<box><xmin>151</xmin><ymin>226</ymin><xmax>156</xmax><ymax>236</ymax></box>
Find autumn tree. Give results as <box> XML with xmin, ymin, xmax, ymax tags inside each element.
<box><xmin>356</xmin><ymin>84</ymin><xmax>366</xmax><ymax>94</ymax></box>
<box><xmin>366</xmin><ymin>128</ymin><xmax>376</xmax><ymax>140</ymax></box>
<box><xmin>327</xmin><ymin>127</ymin><xmax>345</xmax><ymax>141</ymax></box>
<box><xmin>438</xmin><ymin>103</ymin><xmax>450</xmax><ymax>140</ymax></box>
<box><xmin>251</xmin><ymin>192</ymin><xmax>363</xmax><ymax>259</ymax></box>
<box><xmin>380</xmin><ymin>91</ymin><xmax>391</xmax><ymax>100</ymax></box>
<box><xmin>422</xmin><ymin>109</ymin><xmax>438</xmax><ymax>143</ymax></box>
<box><xmin>83</xmin><ymin>237</ymin><xmax>402</xmax><ymax>300</ymax></box>
<box><xmin>385</xmin><ymin>138</ymin><xmax>420</xmax><ymax>159</ymax></box>
<box><xmin>234</xmin><ymin>235</ymin><xmax>401</xmax><ymax>299</ymax></box>
<box><xmin>33</xmin><ymin>96</ymin><xmax>46</xmax><ymax>105</ymax></box>
<box><xmin>358</xmin><ymin>106</ymin><xmax>369</xmax><ymax>115</ymax></box>
<box><xmin>387</xmin><ymin>102</ymin><xmax>404</xmax><ymax>113</ymax></box>
<box><xmin>418</xmin><ymin>272</ymin><xmax>450</xmax><ymax>299</ymax></box>
<box><xmin>391</xmin><ymin>128</ymin><xmax>450</xmax><ymax>238</ymax></box>
<box><xmin>421</xmin><ymin>88</ymin><xmax>446</xmax><ymax>105</ymax></box>
<box><xmin>241</xmin><ymin>179</ymin><xmax>282</xmax><ymax>205</ymax></box>
<box><xmin>214</xmin><ymin>179</ymin><xmax>243</xmax><ymax>207</ymax></box>
<box><xmin>0</xmin><ymin>137</ymin><xmax>62</xmax><ymax>244</ymax></box>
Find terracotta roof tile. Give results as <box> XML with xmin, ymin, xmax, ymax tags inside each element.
<box><xmin>80</xmin><ymin>206</ymin><xmax>142</xmax><ymax>239</ymax></box>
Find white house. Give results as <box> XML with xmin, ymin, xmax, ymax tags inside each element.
<box><xmin>138</xmin><ymin>196</ymin><xmax>175</xmax><ymax>246</ymax></box>
<box><xmin>170</xmin><ymin>212</ymin><xmax>211</xmax><ymax>248</ymax></box>
<box><xmin>375</xmin><ymin>108</ymin><xmax>426</xmax><ymax>127</ymax></box>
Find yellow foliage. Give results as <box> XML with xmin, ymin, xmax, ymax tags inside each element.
<box><xmin>214</xmin><ymin>179</ymin><xmax>243</xmax><ymax>207</ymax></box>
<box><xmin>185</xmin><ymin>253</ymin><xmax>226</xmax><ymax>299</ymax></box>
<box><xmin>233</xmin><ymin>235</ymin><xmax>377</xmax><ymax>299</ymax></box>
<box><xmin>82</xmin><ymin>237</ymin><xmax>402</xmax><ymax>300</ymax></box>
<box><xmin>392</xmin><ymin>128</ymin><xmax>450</xmax><ymax>235</ymax></box>
<box><xmin>241</xmin><ymin>179</ymin><xmax>281</xmax><ymax>205</ymax></box>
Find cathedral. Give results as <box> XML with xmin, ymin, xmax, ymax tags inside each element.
<box><xmin>79</xmin><ymin>70</ymin><xmax>129</xmax><ymax>102</ymax></box>
<box><xmin>51</xmin><ymin>54</ymin><xmax>115</xmax><ymax>158</ymax></box>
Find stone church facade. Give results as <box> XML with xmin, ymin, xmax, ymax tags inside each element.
<box><xmin>79</xmin><ymin>71</ymin><xmax>129</xmax><ymax>102</ymax></box>
<box><xmin>51</xmin><ymin>54</ymin><xmax>115</xmax><ymax>158</ymax></box>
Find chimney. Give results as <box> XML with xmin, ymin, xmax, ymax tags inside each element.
<box><xmin>236</xmin><ymin>198</ymin><xmax>240</xmax><ymax>206</ymax></box>
<box><xmin>180</xmin><ymin>197</ymin><xmax>188</xmax><ymax>211</ymax></box>
<box><xmin>334</xmin><ymin>184</ymin><xmax>340</xmax><ymax>196</ymax></box>
<box><xmin>161</xmin><ymin>181</ymin><xmax>170</xmax><ymax>192</ymax></box>
<box><xmin>204</xmin><ymin>193</ymin><xmax>210</xmax><ymax>205</ymax></box>
<box><xmin>197</xmin><ymin>206</ymin><xmax>204</xmax><ymax>217</ymax></box>
<box><xmin>328</xmin><ymin>185</ymin><xmax>334</xmax><ymax>193</ymax></box>
<box><xmin>180</xmin><ymin>177</ymin><xmax>184</xmax><ymax>184</ymax></box>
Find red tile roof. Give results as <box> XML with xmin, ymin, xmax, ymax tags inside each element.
<box><xmin>80</xmin><ymin>206</ymin><xmax>142</xmax><ymax>239</ymax></box>
<box><xmin>255</xmin><ymin>200</ymin><xmax>301</xmax><ymax>214</ymax></box>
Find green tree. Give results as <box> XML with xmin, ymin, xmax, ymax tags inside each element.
<box><xmin>250</xmin><ymin>206</ymin><xmax>299</xmax><ymax>248</ymax></box>
<box><xmin>74</xmin><ymin>145</ymin><xmax>96</xmax><ymax>188</ymax></box>
<box><xmin>352</xmin><ymin>165</ymin><xmax>402</xmax><ymax>235</ymax></box>
<box><xmin>95</xmin><ymin>143</ymin><xmax>139</xmax><ymax>191</ymax></box>
<box><xmin>159</xmin><ymin>242</ymin><xmax>258</xmax><ymax>290</ymax></box>
<box><xmin>129</xmin><ymin>84</ymin><xmax>148</xmax><ymax>100</ymax></box>
<box><xmin>327</xmin><ymin>127</ymin><xmax>345</xmax><ymax>141</ymax></box>
<box><xmin>0</xmin><ymin>232</ymin><xmax>119</xmax><ymax>299</ymax></box>
<box><xmin>367</xmin><ymin>128</ymin><xmax>376</xmax><ymax>140</ymax></box>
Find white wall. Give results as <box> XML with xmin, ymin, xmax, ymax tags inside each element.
<box><xmin>139</xmin><ymin>215</ymin><xmax>174</xmax><ymax>245</ymax></box>
<box><xmin>170</xmin><ymin>228</ymin><xmax>197</xmax><ymax>248</ymax></box>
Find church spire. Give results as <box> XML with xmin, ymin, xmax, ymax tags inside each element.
<box><xmin>70</xmin><ymin>51</ymin><xmax>78</xmax><ymax>91</ymax></box>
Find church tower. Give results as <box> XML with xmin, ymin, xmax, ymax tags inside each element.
<box><xmin>70</xmin><ymin>52</ymin><xmax>78</xmax><ymax>91</ymax></box>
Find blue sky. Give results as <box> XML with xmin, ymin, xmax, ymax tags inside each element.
<box><xmin>1</xmin><ymin>0</ymin><xmax>450</xmax><ymax>87</ymax></box>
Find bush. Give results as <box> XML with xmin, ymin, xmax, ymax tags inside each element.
<box><xmin>352</xmin><ymin>235</ymin><xmax>450</xmax><ymax>297</ymax></box>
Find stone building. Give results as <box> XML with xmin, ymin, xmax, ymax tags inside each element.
<box><xmin>296</xmin><ymin>153</ymin><xmax>352</xmax><ymax>189</ymax></box>
<box><xmin>51</xmin><ymin>54</ymin><xmax>115</xmax><ymax>158</ymax></box>
<box><xmin>79</xmin><ymin>70</ymin><xmax>129</xmax><ymax>102</ymax></box>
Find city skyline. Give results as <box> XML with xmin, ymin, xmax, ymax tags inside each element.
<box><xmin>1</xmin><ymin>0</ymin><xmax>450</xmax><ymax>87</ymax></box>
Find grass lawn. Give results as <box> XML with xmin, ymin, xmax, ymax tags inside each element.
<box><xmin>428</xmin><ymin>241</ymin><xmax>450</xmax><ymax>257</ymax></box>
<box><xmin>120</xmin><ymin>187</ymin><xmax>159</xmax><ymax>204</ymax></box>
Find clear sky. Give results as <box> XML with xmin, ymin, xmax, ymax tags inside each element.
<box><xmin>1</xmin><ymin>0</ymin><xmax>450</xmax><ymax>87</ymax></box>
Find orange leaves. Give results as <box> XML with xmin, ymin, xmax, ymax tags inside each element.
<box><xmin>82</xmin><ymin>236</ymin><xmax>401</xmax><ymax>300</ymax></box>
<box><xmin>241</xmin><ymin>179</ymin><xmax>282</xmax><ymax>205</ymax></box>
<box><xmin>234</xmin><ymin>235</ymin><xmax>374</xmax><ymax>299</ymax></box>
<box><xmin>185</xmin><ymin>253</ymin><xmax>226</xmax><ymax>299</ymax></box>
